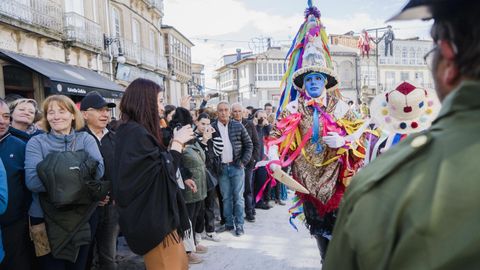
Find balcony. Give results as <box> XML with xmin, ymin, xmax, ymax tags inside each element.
<box><xmin>110</xmin><ymin>37</ymin><xmax>167</xmax><ymax>70</ymax></box>
<box><xmin>110</xmin><ymin>38</ymin><xmax>141</xmax><ymax>64</ymax></box>
<box><xmin>145</xmin><ymin>0</ymin><xmax>164</xmax><ymax>14</ymax></box>
<box><xmin>0</xmin><ymin>0</ymin><xmax>63</xmax><ymax>38</ymax></box>
<box><xmin>141</xmin><ymin>48</ymin><xmax>156</xmax><ymax>68</ymax></box>
<box><xmin>64</xmin><ymin>12</ymin><xmax>102</xmax><ymax>51</ymax></box>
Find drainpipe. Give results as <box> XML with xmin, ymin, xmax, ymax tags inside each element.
<box><xmin>105</xmin><ymin>0</ymin><xmax>113</xmax><ymax>81</ymax></box>
<box><xmin>355</xmin><ymin>55</ymin><xmax>360</xmax><ymax>103</ymax></box>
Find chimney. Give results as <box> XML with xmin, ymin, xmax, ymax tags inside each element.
<box><xmin>236</xmin><ymin>49</ymin><xmax>241</xmax><ymax>61</ymax></box>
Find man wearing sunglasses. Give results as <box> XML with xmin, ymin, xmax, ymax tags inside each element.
<box><xmin>325</xmin><ymin>0</ymin><xmax>480</xmax><ymax>269</ymax></box>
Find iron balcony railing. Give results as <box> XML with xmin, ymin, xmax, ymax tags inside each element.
<box><xmin>110</xmin><ymin>37</ymin><xmax>141</xmax><ymax>63</ymax></box>
<box><xmin>64</xmin><ymin>12</ymin><xmax>102</xmax><ymax>49</ymax></box>
<box><xmin>145</xmin><ymin>0</ymin><xmax>164</xmax><ymax>13</ymax></box>
<box><xmin>0</xmin><ymin>0</ymin><xmax>62</xmax><ymax>34</ymax></box>
<box><xmin>109</xmin><ymin>36</ymin><xmax>168</xmax><ymax>69</ymax></box>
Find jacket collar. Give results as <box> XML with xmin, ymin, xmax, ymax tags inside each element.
<box><xmin>433</xmin><ymin>80</ymin><xmax>480</xmax><ymax>125</ymax></box>
<box><xmin>81</xmin><ymin>125</ymin><xmax>110</xmax><ymax>142</ymax></box>
<box><xmin>48</xmin><ymin>129</ymin><xmax>76</xmax><ymax>143</ymax></box>
<box><xmin>0</xmin><ymin>132</ymin><xmax>10</xmax><ymax>143</ymax></box>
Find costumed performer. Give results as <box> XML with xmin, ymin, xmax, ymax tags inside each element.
<box><xmin>264</xmin><ymin>0</ymin><xmax>369</xmax><ymax>263</ymax></box>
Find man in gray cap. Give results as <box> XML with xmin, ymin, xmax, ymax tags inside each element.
<box><xmin>80</xmin><ymin>91</ymin><xmax>119</xmax><ymax>270</ymax></box>
<box><xmin>324</xmin><ymin>1</ymin><xmax>480</xmax><ymax>269</ymax></box>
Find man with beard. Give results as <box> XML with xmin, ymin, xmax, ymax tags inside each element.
<box><xmin>325</xmin><ymin>0</ymin><xmax>480</xmax><ymax>269</ymax></box>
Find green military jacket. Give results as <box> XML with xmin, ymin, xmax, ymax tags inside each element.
<box><xmin>324</xmin><ymin>81</ymin><xmax>480</xmax><ymax>270</ymax></box>
<box><xmin>181</xmin><ymin>141</ymin><xmax>207</xmax><ymax>204</ymax></box>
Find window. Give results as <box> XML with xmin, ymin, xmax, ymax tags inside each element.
<box><xmin>409</xmin><ymin>48</ymin><xmax>416</xmax><ymax>58</ymax></box>
<box><xmin>149</xmin><ymin>30</ymin><xmax>155</xmax><ymax>50</ymax></box>
<box><xmin>415</xmin><ymin>72</ymin><xmax>424</xmax><ymax>84</ymax></box>
<box><xmin>385</xmin><ymin>71</ymin><xmax>395</xmax><ymax>90</ymax></box>
<box><xmin>400</xmin><ymin>72</ymin><xmax>409</xmax><ymax>81</ymax></box>
<box><xmin>339</xmin><ymin>61</ymin><xmax>354</xmax><ymax>88</ymax></box>
<box><xmin>111</xmin><ymin>8</ymin><xmax>121</xmax><ymax>37</ymax></box>
<box><xmin>402</xmin><ymin>47</ymin><xmax>408</xmax><ymax>58</ymax></box>
<box><xmin>65</xmin><ymin>0</ymin><xmax>84</xmax><ymax>14</ymax></box>
<box><xmin>132</xmin><ymin>20</ymin><xmax>140</xmax><ymax>44</ymax></box>
<box><xmin>92</xmin><ymin>0</ymin><xmax>98</xmax><ymax>22</ymax></box>
<box><xmin>158</xmin><ymin>33</ymin><xmax>165</xmax><ymax>55</ymax></box>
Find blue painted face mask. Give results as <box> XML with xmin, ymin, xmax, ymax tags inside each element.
<box><xmin>304</xmin><ymin>72</ymin><xmax>326</xmax><ymax>98</ymax></box>
<box><xmin>303</xmin><ymin>72</ymin><xmax>328</xmax><ymax>153</ymax></box>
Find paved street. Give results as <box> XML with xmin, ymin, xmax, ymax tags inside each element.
<box><xmin>191</xmin><ymin>193</ymin><xmax>322</xmax><ymax>270</ymax></box>
<box><xmin>117</xmin><ymin>191</ymin><xmax>322</xmax><ymax>270</ymax></box>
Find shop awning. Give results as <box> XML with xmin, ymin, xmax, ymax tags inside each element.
<box><xmin>0</xmin><ymin>50</ymin><xmax>123</xmax><ymax>99</ymax></box>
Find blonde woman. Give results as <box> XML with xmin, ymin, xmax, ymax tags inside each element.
<box><xmin>8</xmin><ymin>98</ymin><xmax>43</xmax><ymax>142</ymax></box>
<box><xmin>25</xmin><ymin>95</ymin><xmax>104</xmax><ymax>270</ymax></box>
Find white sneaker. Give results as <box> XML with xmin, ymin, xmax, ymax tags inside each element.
<box><xmin>204</xmin><ymin>232</ymin><xmax>221</xmax><ymax>242</ymax></box>
<box><xmin>194</xmin><ymin>233</ymin><xmax>202</xmax><ymax>244</ymax></box>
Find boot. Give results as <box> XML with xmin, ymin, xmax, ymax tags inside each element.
<box><xmin>315</xmin><ymin>235</ymin><xmax>330</xmax><ymax>263</ymax></box>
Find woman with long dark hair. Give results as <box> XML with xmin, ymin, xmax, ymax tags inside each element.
<box><xmin>113</xmin><ymin>78</ymin><xmax>194</xmax><ymax>270</ymax></box>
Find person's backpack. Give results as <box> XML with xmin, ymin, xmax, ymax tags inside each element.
<box><xmin>37</xmin><ymin>150</ymin><xmax>108</xmax><ymax>208</ymax></box>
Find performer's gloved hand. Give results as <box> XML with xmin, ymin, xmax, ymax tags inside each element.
<box><xmin>267</xmin><ymin>145</ymin><xmax>281</xmax><ymax>171</ymax></box>
<box><xmin>322</xmin><ymin>132</ymin><xmax>346</xmax><ymax>148</ymax></box>
<box><xmin>269</xmin><ymin>163</ymin><xmax>281</xmax><ymax>172</ymax></box>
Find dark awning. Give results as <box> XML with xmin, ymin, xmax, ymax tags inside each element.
<box><xmin>0</xmin><ymin>50</ymin><xmax>123</xmax><ymax>99</ymax></box>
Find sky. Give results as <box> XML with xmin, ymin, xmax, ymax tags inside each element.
<box><xmin>163</xmin><ymin>0</ymin><xmax>433</xmax><ymax>90</ymax></box>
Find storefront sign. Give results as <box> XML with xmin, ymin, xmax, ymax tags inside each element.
<box><xmin>51</xmin><ymin>81</ymin><xmax>123</xmax><ymax>99</ymax></box>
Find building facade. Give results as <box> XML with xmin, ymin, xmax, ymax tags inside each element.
<box><xmin>161</xmin><ymin>25</ymin><xmax>194</xmax><ymax>106</ymax></box>
<box><xmin>330</xmin><ymin>44</ymin><xmax>360</xmax><ymax>103</ymax></box>
<box><xmin>190</xmin><ymin>62</ymin><xmax>205</xmax><ymax>106</ymax></box>
<box><xmin>377</xmin><ymin>39</ymin><xmax>433</xmax><ymax>91</ymax></box>
<box><xmin>0</xmin><ymin>0</ymin><xmax>181</xmax><ymax>110</ymax></box>
<box><xmin>0</xmin><ymin>0</ymin><xmax>118</xmax><ymax>103</ymax></box>
<box><xmin>215</xmin><ymin>48</ymin><xmax>283</xmax><ymax>107</ymax></box>
<box><xmin>215</xmin><ymin>44</ymin><xmax>362</xmax><ymax>108</ymax></box>
<box><xmin>331</xmin><ymin>34</ymin><xmax>434</xmax><ymax>104</ymax></box>
<box><xmin>109</xmin><ymin>0</ymin><xmax>169</xmax><ymax>91</ymax></box>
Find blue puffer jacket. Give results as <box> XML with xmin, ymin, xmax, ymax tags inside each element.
<box><xmin>0</xmin><ymin>133</ymin><xmax>28</xmax><ymax>226</ymax></box>
<box><xmin>0</xmin><ymin>159</ymin><xmax>9</xmax><ymax>262</ymax></box>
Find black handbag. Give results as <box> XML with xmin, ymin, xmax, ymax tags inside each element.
<box><xmin>206</xmin><ymin>168</ymin><xmax>218</xmax><ymax>191</ymax></box>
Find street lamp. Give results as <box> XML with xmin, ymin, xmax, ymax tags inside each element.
<box><xmin>104</xmin><ymin>35</ymin><xmax>126</xmax><ymax>63</ymax></box>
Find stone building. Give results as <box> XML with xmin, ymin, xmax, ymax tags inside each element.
<box><xmin>0</xmin><ymin>0</ymin><xmax>194</xmax><ymax>110</ymax></box>
<box><xmin>161</xmin><ymin>25</ymin><xmax>194</xmax><ymax>106</ymax></box>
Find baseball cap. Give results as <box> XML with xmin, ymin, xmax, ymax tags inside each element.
<box><xmin>80</xmin><ymin>91</ymin><xmax>116</xmax><ymax>111</ymax></box>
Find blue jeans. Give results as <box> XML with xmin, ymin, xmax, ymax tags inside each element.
<box><xmin>219</xmin><ymin>164</ymin><xmax>245</xmax><ymax>227</ymax></box>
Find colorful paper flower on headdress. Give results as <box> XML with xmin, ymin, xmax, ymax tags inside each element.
<box><xmin>277</xmin><ymin>0</ymin><xmax>339</xmax><ymax>118</ymax></box>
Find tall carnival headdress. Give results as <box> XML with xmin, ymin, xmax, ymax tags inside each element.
<box><xmin>277</xmin><ymin>0</ymin><xmax>339</xmax><ymax>118</ymax></box>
